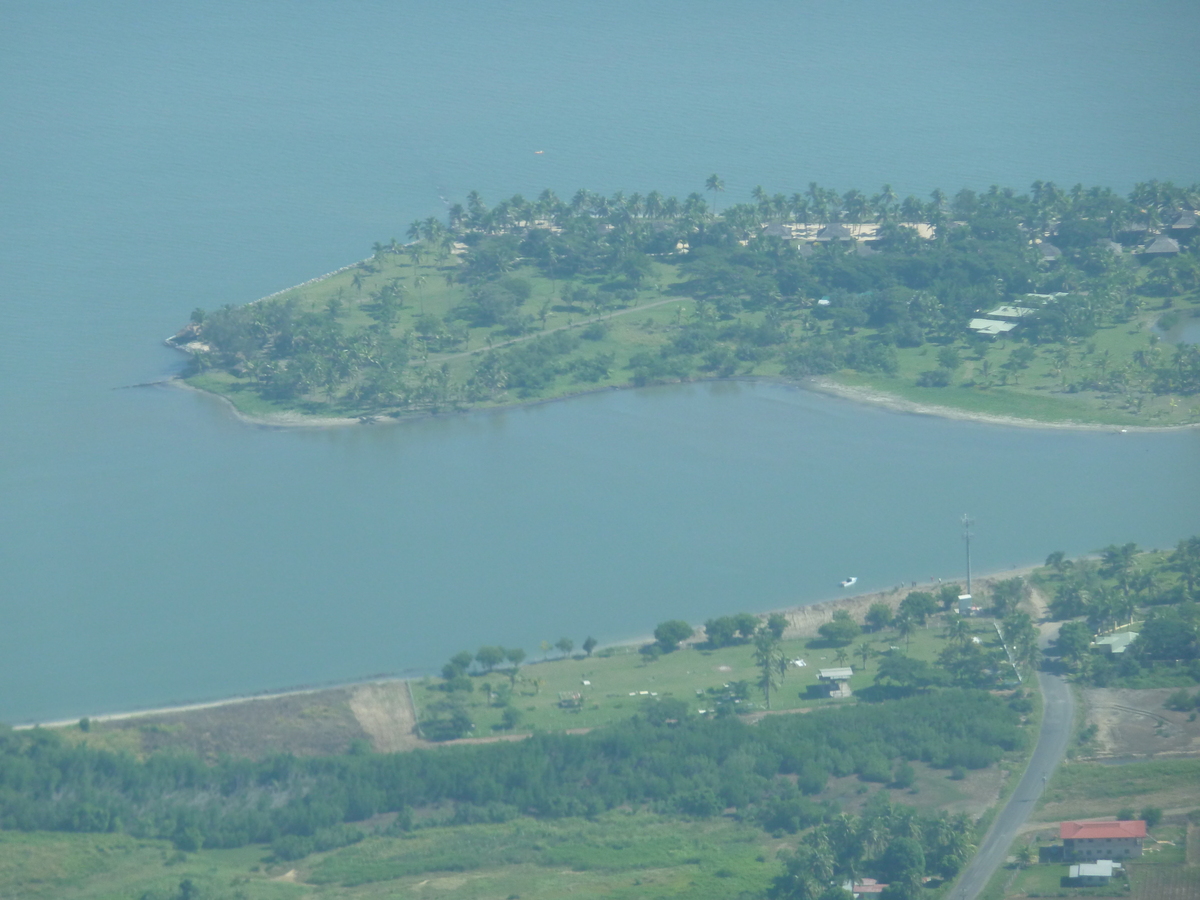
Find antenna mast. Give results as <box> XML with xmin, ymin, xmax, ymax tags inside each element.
<box><xmin>962</xmin><ymin>514</ymin><xmax>974</xmax><ymax>596</ymax></box>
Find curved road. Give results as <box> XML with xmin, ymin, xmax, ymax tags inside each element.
<box><xmin>953</xmin><ymin>627</ymin><xmax>1075</xmax><ymax>899</ymax></box>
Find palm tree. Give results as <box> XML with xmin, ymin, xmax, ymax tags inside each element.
<box><xmin>876</xmin><ymin>184</ymin><xmax>898</xmax><ymax>220</ymax></box>
<box><xmin>705</xmin><ymin>174</ymin><xmax>725</xmax><ymax>216</ymax></box>
<box><xmin>645</xmin><ymin>190</ymin><xmax>664</xmax><ymax>220</ymax></box>
<box><xmin>893</xmin><ymin>611</ymin><xmax>916</xmax><ymax>650</ymax></box>
<box><xmin>754</xmin><ymin>631</ymin><xmax>783</xmax><ymax>709</ymax></box>
<box><xmin>791</xmin><ymin>194</ymin><xmax>811</xmax><ymax>229</ymax></box>
<box><xmin>856</xmin><ymin>642</ymin><xmax>873</xmax><ymax>670</ymax></box>
<box><xmin>945</xmin><ymin>617</ymin><xmax>972</xmax><ymax>647</ymax></box>
<box><xmin>900</xmin><ymin>195</ymin><xmax>924</xmax><ymax>224</ymax></box>
<box><xmin>414</xmin><ymin>275</ymin><xmax>427</xmax><ymax>314</ymax></box>
<box><xmin>1045</xmin><ymin>550</ymin><xmax>1068</xmax><ymax>573</ymax></box>
<box><xmin>834</xmin><ymin>647</ymin><xmax>849</xmax><ymax>666</ymax></box>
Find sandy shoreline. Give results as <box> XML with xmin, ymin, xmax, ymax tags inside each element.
<box><xmin>168</xmin><ymin>371</ymin><xmax>1200</xmax><ymax>433</ymax></box>
<box><xmin>803</xmin><ymin>377</ymin><xmax>1199</xmax><ymax>433</ymax></box>
<box><xmin>16</xmin><ymin>564</ymin><xmax>1038</xmax><ymax>730</ymax></box>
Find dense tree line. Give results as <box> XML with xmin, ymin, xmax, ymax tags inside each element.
<box><xmin>1045</xmin><ymin>536</ymin><xmax>1200</xmax><ymax>685</ymax></box>
<box><xmin>770</xmin><ymin>791</ymin><xmax>974</xmax><ymax>900</ymax></box>
<box><xmin>0</xmin><ymin>690</ymin><xmax>1022</xmax><ymax>857</ymax></box>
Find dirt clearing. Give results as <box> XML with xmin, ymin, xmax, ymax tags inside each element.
<box><xmin>1081</xmin><ymin>687</ymin><xmax>1200</xmax><ymax>760</ymax></box>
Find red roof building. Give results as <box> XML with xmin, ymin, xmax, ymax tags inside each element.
<box><xmin>1060</xmin><ymin>820</ymin><xmax>1146</xmax><ymax>861</ymax></box>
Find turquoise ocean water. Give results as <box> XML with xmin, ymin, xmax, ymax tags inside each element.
<box><xmin>2</xmin><ymin>1</ymin><xmax>1199</xmax><ymax>722</ymax></box>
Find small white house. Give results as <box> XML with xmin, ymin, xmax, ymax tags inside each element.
<box><xmin>817</xmin><ymin>667</ymin><xmax>854</xmax><ymax>699</ymax></box>
<box><xmin>1068</xmin><ymin>860</ymin><xmax>1119</xmax><ymax>886</ymax></box>
<box><xmin>1092</xmin><ymin>632</ymin><xmax>1138</xmax><ymax>655</ymax></box>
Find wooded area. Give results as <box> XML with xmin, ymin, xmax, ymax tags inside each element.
<box><xmin>0</xmin><ymin>689</ymin><xmax>1021</xmax><ymax>885</ymax></box>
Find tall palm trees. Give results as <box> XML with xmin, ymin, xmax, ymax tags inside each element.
<box><xmin>705</xmin><ymin>174</ymin><xmax>725</xmax><ymax>216</ymax></box>
<box><xmin>754</xmin><ymin>629</ymin><xmax>784</xmax><ymax>709</ymax></box>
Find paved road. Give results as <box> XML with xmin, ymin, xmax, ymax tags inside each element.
<box><xmin>952</xmin><ymin>667</ymin><xmax>1074</xmax><ymax>899</ymax></box>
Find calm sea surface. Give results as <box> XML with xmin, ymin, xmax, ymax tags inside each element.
<box><xmin>2</xmin><ymin>2</ymin><xmax>1199</xmax><ymax>723</ymax></box>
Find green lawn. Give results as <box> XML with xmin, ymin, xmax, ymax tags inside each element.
<box><xmin>186</xmin><ymin>252</ymin><xmax>709</xmax><ymax>420</ymax></box>
<box><xmin>841</xmin><ymin>293</ymin><xmax>1200</xmax><ymax>427</ymax></box>
<box><xmin>416</xmin><ymin>613</ymin><xmax>1007</xmax><ymax>737</ymax></box>
<box><xmin>1039</xmin><ymin>759</ymin><xmax>1200</xmax><ymax>820</ymax></box>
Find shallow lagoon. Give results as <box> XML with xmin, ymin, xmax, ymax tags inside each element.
<box><xmin>4</xmin><ymin>379</ymin><xmax>1198</xmax><ymax>723</ymax></box>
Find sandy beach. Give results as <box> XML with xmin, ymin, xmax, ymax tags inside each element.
<box><xmin>803</xmin><ymin>377</ymin><xmax>1200</xmax><ymax>433</ymax></box>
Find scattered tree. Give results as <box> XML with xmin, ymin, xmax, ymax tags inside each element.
<box><xmin>475</xmin><ymin>645</ymin><xmax>506</xmax><ymax>672</ymax></box>
<box><xmin>654</xmin><ymin>620</ymin><xmax>694</xmax><ymax>652</ymax></box>
<box><xmin>866</xmin><ymin>602</ymin><xmax>894</xmax><ymax>632</ymax></box>
<box><xmin>819</xmin><ymin>610</ymin><xmax>862</xmax><ymax>646</ymax></box>
<box><xmin>766</xmin><ymin>612</ymin><xmax>788</xmax><ymax>640</ymax></box>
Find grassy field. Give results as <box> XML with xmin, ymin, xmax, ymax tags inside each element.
<box><xmin>840</xmin><ymin>297</ymin><xmax>1200</xmax><ymax>427</ymax></box>
<box><xmin>414</xmin><ymin>611</ymin><xmax>1008</xmax><ymax>737</ymax></box>
<box><xmin>185</xmin><ymin>251</ymin><xmax>715</xmax><ymax>419</ymax></box>
<box><xmin>1038</xmin><ymin>759</ymin><xmax>1200</xmax><ymax>821</ymax></box>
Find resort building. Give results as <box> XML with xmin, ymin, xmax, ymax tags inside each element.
<box><xmin>967</xmin><ymin>318</ymin><xmax>1018</xmax><ymax>337</ymax></box>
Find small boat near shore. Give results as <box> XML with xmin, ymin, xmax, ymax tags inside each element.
<box><xmin>840</xmin><ymin>576</ymin><xmax>857</xmax><ymax>588</ymax></box>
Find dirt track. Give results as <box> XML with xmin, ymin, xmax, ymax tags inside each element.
<box><xmin>348</xmin><ymin>681</ymin><xmax>425</xmax><ymax>752</ymax></box>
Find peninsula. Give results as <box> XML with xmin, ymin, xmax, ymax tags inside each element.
<box><xmin>172</xmin><ymin>179</ymin><xmax>1200</xmax><ymax>427</ymax></box>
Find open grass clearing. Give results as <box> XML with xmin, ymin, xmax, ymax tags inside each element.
<box><xmin>0</xmin><ymin>816</ymin><xmax>782</xmax><ymax>900</ymax></box>
<box><xmin>1037</xmin><ymin>759</ymin><xmax>1200</xmax><ymax>822</ymax></box>
<box><xmin>416</xmin><ymin>611</ymin><xmax>1008</xmax><ymax>739</ymax></box>
<box><xmin>0</xmin><ymin>831</ymin><xmax>301</xmax><ymax>900</ymax></box>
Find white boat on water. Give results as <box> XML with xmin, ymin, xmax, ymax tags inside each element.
<box><xmin>840</xmin><ymin>576</ymin><xmax>857</xmax><ymax>588</ymax></box>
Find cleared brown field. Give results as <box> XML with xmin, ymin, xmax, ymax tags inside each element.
<box><xmin>1129</xmin><ymin>865</ymin><xmax>1200</xmax><ymax>900</ymax></box>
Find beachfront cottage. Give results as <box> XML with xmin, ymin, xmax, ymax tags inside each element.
<box><xmin>1060</xmin><ymin>820</ymin><xmax>1146</xmax><ymax>861</ymax></box>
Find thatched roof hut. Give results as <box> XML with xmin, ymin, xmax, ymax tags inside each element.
<box><xmin>1142</xmin><ymin>235</ymin><xmax>1181</xmax><ymax>255</ymax></box>
<box><xmin>816</xmin><ymin>223</ymin><xmax>853</xmax><ymax>241</ymax></box>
